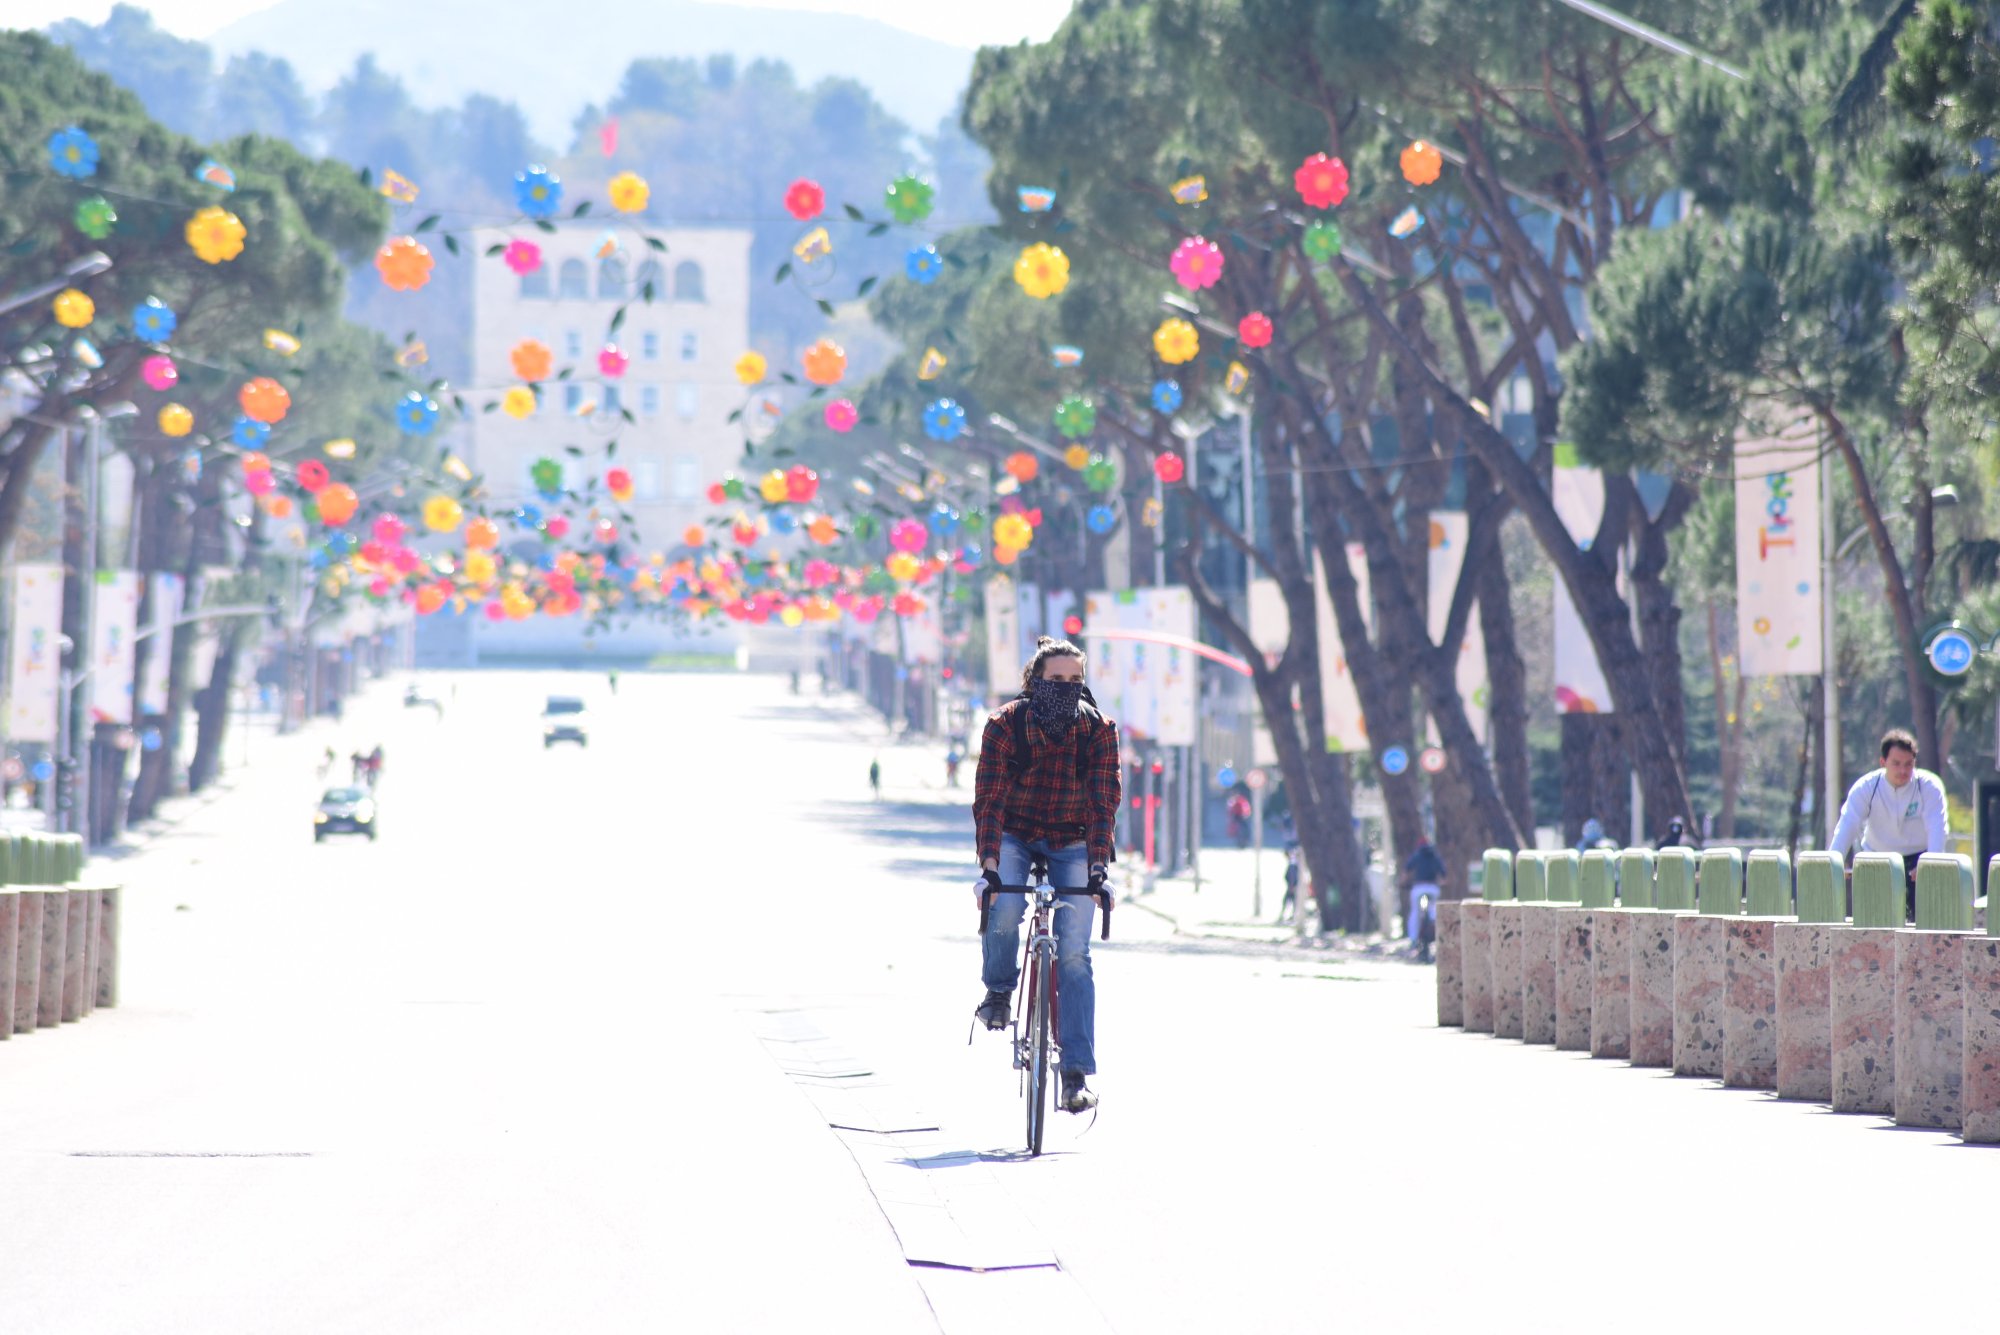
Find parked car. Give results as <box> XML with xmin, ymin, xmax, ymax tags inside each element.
<box><xmin>315</xmin><ymin>787</ymin><xmax>377</xmax><ymax>841</ymax></box>
<box><xmin>543</xmin><ymin>695</ymin><xmax>588</xmax><ymax>748</ymax></box>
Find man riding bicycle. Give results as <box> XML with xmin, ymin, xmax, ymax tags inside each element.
<box><xmin>972</xmin><ymin>637</ymin><xmax>1122</xmax><ymax>1113</ymax></box>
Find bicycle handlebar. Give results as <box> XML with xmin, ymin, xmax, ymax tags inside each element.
<box><xmin>978</xmin><ymin>886</ymin><xmax>1112</xmax><ymax>941</ymax></box>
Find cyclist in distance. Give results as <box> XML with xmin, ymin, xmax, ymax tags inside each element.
<box><xmin>972</xmin><ymin>637</ymin><xmax>1122</xmax><ymax>1113</ymax></box>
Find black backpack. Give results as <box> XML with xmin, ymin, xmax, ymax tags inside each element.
<box><xmin>1007</xmin><ymin>686</ymin><xmax>1105</xmax><ymax>783</ymax></box>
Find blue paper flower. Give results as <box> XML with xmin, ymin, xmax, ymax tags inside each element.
<box><xmin>396</xmin><ymin>391</ymin><xmax>440</xmax><ymax>436</ymax></box>
<box><xmin>514</xmin><ymin>164</ymin><xmax>563</xmax><ymax>219</ymax></box>
<box><xmin>48</xmin><ymin>126</ymin><xmax>99</xmax><ymax>179</ymax></box>
<box><xmin>132</xmin><ymin>298</ymin><xmax>177</xmax><ymax>343</ymax></box>
<box><xmin>326</xmin><ymin>532</ymin><xmax>356</xmax><ymax>558</ymax></box>
<box><xmin>905</xmin><ymin>244</ymin><xmax>942</xmax><ymax>285</ymax></box>
<box><xmin>231</xmin><ymin>417</ymin><xmax>270</xmax><ymax>449</ymax></box>
<box><xmin>923</xmin><ymin>397</ymin><xmax>966</xmax><ymax>443</ymax></box>
<box><xmin>928</xmin><ymin>504</ymin><xmax>960</xmax><ymax>536</ymax></box>
<box><xmin>1151</xmin><ymin>379</ymin><xmax>1183</xmax><ymax>414</ymax></box>
<box><xmin>1087</xmin><ymin>505</ymin><xmax>1118</xmax><ymax>534</ymax></box>
<box><xmin>307</xmin><ymin>549</ymin><xmax>330</xmax><ymax>571</ymax></box>
<box><xmin>769</xmin><ymin>508</ymin><xmax>798</xmax><ymax>535</ymax></box>
<box><xmin>514</xmin><ymin>503</ymin><xmax>542</xmax><ymax>528</ymax></box>
<box><xmin>958</xmin><ymin>543</ymin><xmax>983</xmax><ymax>566</ymax></box>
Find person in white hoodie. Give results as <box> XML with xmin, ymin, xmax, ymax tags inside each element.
<box><xmin>1828</xmin><ymin>727</ymin><xmax>1948</xmax><ymax>920</ymax></box>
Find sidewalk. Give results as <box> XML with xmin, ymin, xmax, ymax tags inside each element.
<box><xmin>1125</xmin><ymin>845</ymin><xmax>1420</xmax><ymax>958</ymax></box>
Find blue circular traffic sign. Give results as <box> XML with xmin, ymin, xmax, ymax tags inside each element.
<box><xmin>1215</xmin><ymin>765</ymin><xmax>1238</xmax><ymax>789</ymax></box>
<box><xmin>30</xmin><ymin>759</ymin><xmax>54</xmax><ymax>782</ymax></box>
<box><xmin>1380</xmin><ymin>745</ymin><xmax>1410</xmax><ymax>776</ymax></box>
<box><xmin>1926</xmin><ymin>626</ymin><xmax>1977</xmax><ymax>678</ymax></box>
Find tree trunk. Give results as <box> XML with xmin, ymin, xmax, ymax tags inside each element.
<box><xmin>1479</xmin><ymin>536</ymin><xmax>1535</xmax><ymax>837</ymax></box>
<box><xmin>1562</xmin><ymin>714</ymin><xmax>1634</xmax><ymax>845</ymax></box>
<box><xmin>187</xmin><ymin>620</ymin><xmax>244</xmax><ymax>793</ymax></box>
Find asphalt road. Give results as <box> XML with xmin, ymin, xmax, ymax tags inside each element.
<box><xmin>0</xmin><ymin>671</ymin><xmax>1986</xmax><ymax>1333</ymax></box>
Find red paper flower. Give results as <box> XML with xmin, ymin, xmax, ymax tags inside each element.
<box><xmin>1294</xmin><ymin>153</ymin><xmax>1350</xmax><ymax>209</ymax></box>
<box><xmin>296</xmin><ymin>459</ymin><xmax>330</xmax><ymax>493</ymax></box>
<box><xmin>1154</xmin><ymin>452</ymin><xmax>1186</xmax><ymax>484</ymax></box>
<box><xmin>1238</xmin><ymin>312</ymin><xmax>1274</xmax><ymax>349</ymax></box>
<box><xmin>784</xmin><ymin>179</ymin><xmax>825</xmax><ymax>221</ymax></box>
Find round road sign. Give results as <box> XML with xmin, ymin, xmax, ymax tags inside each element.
<box><xmin>1380</xmin><ymin>745</ymin><xmax>1409</xmax><ymax>776</ymax></box>
<box><xmin>1245</xmin><ymin>768</ymin><xmax>1268</xmax><ymax>791</ymax></box>
<box><xmin>1420</xmin><ymin>747</ymin><xmax>1447</xmax><ymax>774</ymax></box>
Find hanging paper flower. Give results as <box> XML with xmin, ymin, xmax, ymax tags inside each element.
<box><xmin>1302</xmin><ymin>221</ymin><xmax>1344</xmax><ymax>262</ymax></box>
<box><xmin>1053</xmin><ymin>395</ymin><xmax>1097</xmax><ymax>439</ymax></box>
<box><xmin>598</xmin><ymin>345</ymin><xmax>630</xmax><ymax>378</ymax></box>
<box><xmin>607</xmin><ymin>467</ymin><xmax>634</xmax><ymax>501</ymax></box>
<box><xmin>243</xmin><ymin>469</ymin><xmax>276</xmax><ymax>498</ymax></box>
<box><xmin>545</xmin><ymin>515</ymin><xmax>571</xmax><ymax>540</ymax></box>
<box><xmin>1004</xmin><ymin>451</ymin><xmax>1039</xmax><ymax>483</ymax></box>
<box><xmin>923</xmin><ymin>398</ymin><xmax>966</xmax><ymax>442</ymax></box>
<box><xmin>466</xmin><ymin>517</ymin><xmax>500</xmax><ymax>549</ymax></box>
<box><xmin>185</xmin><ymin>206</ymin><xmax>247</xmax><ymax>264</ymax></box>
<box><xmin>239</xmin><ymin>377</ymin><xmax>291</xmax><ymax>424</ymax></box>
<box><xmin>928</xmin><ymin>504</ymin><xmax>960</xmax><ymax>537</ymax></box>
<box><xmin>423</xmin><ymin>494</ymin><xmax>464</xmax><ymax>533</ymax></box>
<box><xmin>890</xmin><ymin>518</ymin><xmax>929</xmax><ymax>553</ymax></box>
<box><xmin>1153</xmin><ymin>318</ymin><xmax>1200</xmax><ymax>365</ymax></box>
<box><xmin>993</xmin><ymin>514</ymin><xmax>1034</xmax><ymax>550</ymax></box>
<box><xmin>1064</xmin><ymin>444</ymin><xmax>1091</xmax><ymax>470</ymax></box>
<box><xmin>317</xmin><ymin>484</ymin><xmax>360</xmax><ymax>526</ymax></box>
<box><xmin>824</xmin><ymin>399</ymin><xmax>858</xmax><ymax>433</ymax></box>
<box><xmin>1152</xmin><ymin>379</ymin><xmax>1183</xmax><ymax>414</ymax></box>
<box><xmin>158</xmin><ymin>404</ymin><xmax>194</xmax><ymax>438</ymax></box>
<box><xmin>1389</xmin><ymin>207</ymin><xmax>1426</xmax><ymax>239</ymax></box>
<box><xmin>807</xmin><ymin>515</ymin><xmax>839</xmax><ymax>545</ymax></box>
<box><xmin>74</xmin><ymin>196</ymin><xmax>116</xmax><ymax>240</ymax></box>
<box><xmin>886</xmin><ymin>552</ymin><xmax>921</xmax><ymax>582</ymax></box>
<box><xmin>759</xmin><ymin>470</ymin><xmax>790</xmax><ymax>504</ymax></box>
<box><xmin>802</xmin><ymin>338</ymin><xmax>847</xmax><ymax>387</ymax></box>
<box><xmin>1169</xmin><ymin>236</ymin><xmax>1225</xmax><ymax>290</ymax></box>
<box><xmin>1083</xmin><ymin>457</ymin><xmax>1118</xmax><ymax>493</ymax></box>
<box><xmin>515</xmin><ymin>164</ymin><xmax>563</xmax><ymax>218</ymax></box>
<box><xmin>375</xmin><ymin>236</ymin><xmax>434</xmax><ymax>291</ymax></box>
<box><xmin>295</xmin><ymin>459</ymin><xmax>330</xmax><ymax>493</ymax></box>
<box><xmin>1401</xmin><ymin>140</ymin><xmax>1444</xmax><ymax>186</ymax></box>
<box><xmin>502</xmin><ymin>386</ymin><xmax>537</xmax><ymax>419</ymax></box>
<box><xmin>511</xmin><ymin>338</ymin><xmax>553</xmax><ymax>382</ymax></box>
<box><xmin>52</xmin><ymin>290</ymin><xmax>94</xmax><ymax>329</ymax></box>
<box><xmin>141</xmin><ymin>355</ymin><xmax>177</xmax><ymax>392</ymax></box>
<box><xmin>1087</xmin><ymin>505</ymin><xmax>1118</xmax><ymax>535</ymax></box>
<box><xmin>1155</xmin><ymin>452</ymin><xmax>1186</xmax><ymax>484</ymax></box>
<box><xmin>396</xmin><ymin>391</ymin><xmax>440</xmax><ymax>436</ymax></box>
<box><xmin>232</xmin><ymin>417</ymin><xmax>271</xmax><ymax>449</ymax></box>
<box><xmin>734</xmin><ymin>350</ymin><xmax>768</xmax><ymax>385</ymax></box>
<box><xmin>769</xmin><ymin>509</ymin><xmax>798</xmax><ymax>535</ymax></box>
<box><xmin>1013</xmin><ymin>242</ymin><xmax>1070</xmax><ymax>299</ymax></box>
<box><xmin>1238</xmin><ymin>312</ymin><xmax>1274</xmax><ymax>349</ymax></box>
<box><xmin>785</xmin><ymin>466</ymin><xmax>819</xmax><ymax>503</ymax></box>
<box><xmin>784</xmin><ymin>178</ymin><xmax>825</xmax><ymax>221</ymax></box>
<box><xmin>463</xmin><ymin>551</ymin><xmax>498</xmax><ymax>586</ymax></box>
<box><xmin>530</xmin><ymin>457</ymin><xmax>565</xmax><ymax>496</ymax></box>
<box><xmin>1295</xmin><ymin>153</ymin><xmax>1351</xmax><ymax>209</ymax></box>
<box><xmin>132</xmin><ymin>298</ymin><xmax>178</xmax><ymax>343</ymax></box>
<box><xmin>683</xmin><ymin>524</ymin><xmax>708</xmax><ymax>548</ymax></box>
<box><xmin>884</xmin><ymin>173</ymin><xmax>935</xmax><ymax>224</ymax></box>
<box><xmin>47</xmin><ymin>126</ymin><xmax>99</xmax><ymax>179</ymax></box>
<box><xmin>503</xmin><ymin>239</ymin><xmax>543</xmax><ymax>275</ymax></box>
<box><xmin>608</xmin><ymin>170</ymin><xmax>650</xmax><ymax>213</ymax></box>
<box><xmin>905</xmin><ymin>244</ymin><xmax>943</xmax><ymax>284</ymax></box>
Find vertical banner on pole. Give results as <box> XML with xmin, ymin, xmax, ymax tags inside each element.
<box><xmin>1144</xmin><ymin>586</ymin><xmax>1198</xmax><ymax>747</ymax></box>
<box><xmin>1734</xmin><ymin>426</ymin><xmax>1823</xmax><ymax>676</ymax></box>
<box><xmin>138</xmin><ymin>572</ymin><xmax>183</xmax><ymax>716</ymax></box>
<box><xmin>1247</xmin><ymin>578</ymin><xmax>1287</xmax><ymax>767</ymax></box>
<box><xmin>1426</xmin><ymin>512</ymin><xmax>1488</xmax><ymax>743</ymax></box>
<box><xmin>89</xmin><ymin>571</ymin><xmax>142</xmax><ymax>726</ymax></box>
<box><xmin>1083</xmin><ymin>590</ymin><xmax>1139</xmax><ymax>736</ymax></box>
<box><xmin>1551</xmin><ymin>444</ymin><xmax>1612</xmax><ymax>713</ymax></box>
<box><xmin>984</xmin><ymin>575</ymin><xmax>1019</xmax><ymax>706</ymax></box>
<box><xmin>6</xmin><ymin>564</ymin><xmax>63</xmax><ymax>743</ymax></box>
<box><xmin>1312</xmin><ymin>545</ymin><xmax>1370</xmax><ymax>751</ymax></box>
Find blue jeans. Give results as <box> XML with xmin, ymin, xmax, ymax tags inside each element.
<box><xmin>982</xmin><ymin>834</ymin><xmax>1097</xmax><ymax>1075</ymax></box>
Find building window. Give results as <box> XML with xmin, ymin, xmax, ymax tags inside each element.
<box><xmin>602</xmin><ymin>384</ymin><xmax>622</xmax><ymax>416</ymax></box>
<box><xmin>598</xmin><ymin>257</ymin><xmax>627</xmax><ymax>301</ymax></box>
<box><xmin>563</xmin><ymin>383</ymin><xmax>584</xmax><ymax>413</ymax></box>
<box><xmin>675</xmin><ymin>382</ymin><xmax>699</xmax><ymax>419</ymax></box>
<box><xmin>641</xmin><ymin>385</ymin><xmax>660</xmax><ymax>417</ymax></box>
<box><xmin>564</xmin><ymin>330</ymin><xmax>582</xmax><ymax>359</ymax></box>
<box><xmin>635</xmin><ymin>260</ymin><xmax>664</xmax><ymax>302</ymax></box>
<box><xmin>635</xmin><ymin>461</ymin><xmax>662</xmax><ymax>501</ymax></box>
<box><xmin>520</xmin><ymin>267</ymin><xmax>551</xmax><ymax>298</ymax></box>
<box><xmin>642</xmin><ymin>331</ymin><xmax>660</xmax><ymax>360</ymax></box>
<box><xmin>673</xmin><ymin>260</ymin><xmax>705</xmax><ymax>302</ymax></box>
<box><xmin>557</xmin><ymin>259</ymin><xmax>588</xmax><ymax>300</ymax></box>
<box><xmin>679</xmin><ymin>331</ymin><xmax>698</xmax><ymax>363</ymax></box>
<box><xmin>671</xmin><ymin>454</ymin><xmax>700</xmax><ymax>501</ymax></box>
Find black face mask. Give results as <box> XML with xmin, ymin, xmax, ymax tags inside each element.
<box><xmin>1028</xmin><ymin>677</ymin><xmax>1086</xmax><ymax>739</ymax></box>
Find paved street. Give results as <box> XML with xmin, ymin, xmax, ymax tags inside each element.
<box><xmin>0</xmin><ymin>670</ymin><xmax>1988</xmax><ymax>1333</ymax></box>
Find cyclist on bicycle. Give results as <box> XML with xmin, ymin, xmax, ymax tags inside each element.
<box><xmin>972</xmin><ymin>637</ymin><xmax>1122</xmax><ymax>1113</ymax></box>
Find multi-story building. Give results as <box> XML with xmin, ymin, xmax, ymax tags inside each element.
<box><xmin>430</xmin><ymin>223</ymin><xmax>753</xmax><ymax>664</ymax></box>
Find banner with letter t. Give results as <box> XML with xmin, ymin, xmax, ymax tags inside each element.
<box><xmin>1734</xmin><ymin>426</ymin><xmax>1823</xmax><ymax>676</ymax></box>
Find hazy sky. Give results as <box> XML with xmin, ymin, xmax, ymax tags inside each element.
<box><xmin>10</xmin><ymin>0</ymin><xmax>1076</xmax><ymax>48</ymax></box>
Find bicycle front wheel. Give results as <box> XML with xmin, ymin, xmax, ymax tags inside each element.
<box><xmin>1026</xmin><ymin>946</ymin><xmax>1053</xmax><ymax>1156</ymax></box>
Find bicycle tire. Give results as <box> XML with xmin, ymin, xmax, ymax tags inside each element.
<box><xmin>1026</xmin><ymin>946</ymin><xmax>1053</xmax><ymax>1156</ymax></box>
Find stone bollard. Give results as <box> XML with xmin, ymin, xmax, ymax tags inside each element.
<box><xmin>1462</xmin><ymin>901</ymin><xmax>1495</xmax><ymax>1032</ymax></box>
<box><xmin>13</xmin><ymin>849</ymin><xmax>41</xmax><ymax>1034</ymax></box>
<box><xmin>1830</xmin><ymin>853</ymin><xmax>1905</xmax><ymax>1115</ymax></box>
<box><xmin>61</xmin><ymin>888</ymin><xmax>87</xmax><ymax>1023</ymax></box>
<box><xmin>1552</xmin><ymin>852</ymin><xmax>1594</xmax><ymax>1051</ymax></box>
<box><xmin>1437</xmin><ymin>899</ymin><xmax>1465</xmax><ymax>1026</ymax></box>
<box><xmin>1776</xmin><ymin>853</ymin><xmax>1842</xmax><ymax>1101</ymax></box>
<box><xmin>0</xmin><ymin>889</ymin><xmax>15</xmax><ymax>1042</ymax></box>
<box><xmin>1962</xmin><ymin>921</ymin><xmax>2000</xmax><ymax>1143</ymax></box>
<box><xmin>1891</xmin><ymin>854</ymin><xmax>1976</xmax><ymax>1129</ymax></box>
<box><xmin>1484</xmin><ymin>851</ymin><xmax>1525</xmax><ymax>1039</ymax></box>
<box><xmin>1673</xmin><ymin>849</ymin><xmax>1742</xmax><ymax>1078</ymax></box>
<box><xmin>1725</xmin><ymin>917</ymin><xmax>1780</xmax><ymax>1089</ymax></box>
<box><xmin>95</xmin><ymin>884</ymin><xmax>119</xmax><ymax>1008</ymax></box>
<box><xmin>1631</xmin><ymin>910</ymin><xmax>1679</xmax><ymax>1067</ymax></box>
<box><xmin>36</xmin><ymin>836</ymin><xmax>68</xmax><ymax>1031</ymax></box>
<box><xmin>1520</xmin><ymin>853</ymin><xmax>1568</xmax><ymax>1045</ymax></box>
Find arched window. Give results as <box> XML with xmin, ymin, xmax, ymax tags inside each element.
<box><xmin>634</xmin><ymin>260</ymin><xmax>664</xmax><ymax>302</ymax></box>
<box><xmin>557</xmin><ymin>259</ymin><xmax>588</xmax><ymax>300</ymax></box>
<box><xmin>673</xmin><ymin>260</ymin><xmax>705</xmax><ymax>303</ymax></box>
<box><xmin>597</xmin><ymin>257</ymin><xmax>627</xmax><ymax>301</ymax></box>
<box><xmin>519</xmin><ymin>266</ymin><xmax>551</xmax><ymax>299</ymax></box>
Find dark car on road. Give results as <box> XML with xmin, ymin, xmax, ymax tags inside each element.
<box><xmin>543</xmin><ymin>695</ymin><xmax>588</xmax><ymax>748</ymax></box>
<box><xmin>315</xmin><ymin>787</ymin><xmax>377</xmax><ymax>841</ymax></box>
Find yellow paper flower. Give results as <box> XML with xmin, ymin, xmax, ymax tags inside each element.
<box><xmin>463</xmin><ymin>550</ymin><xmax>497</xmax><ymax>586</ymax></box>
<box><xmin>1153</xmin><ymin>317</ymin><xmax>1199</xmax><ymax>365</ymax></box>
<box><xmin>501</xmin><ymin>386</ymin><xmax>537</xmax><ymax>419</ymax></box>
<box><xmin>1013</xmin><ymin>242</ymin><xmax>1070</xmax><ymax>299</ymax></box>
<box><xmin>608</xmin><ymin>171</ymin><xmax>650</xmax><ymax>213</ymax></box>
<box><xmin>734</xmin><ymin>351</ymin><xmax>768</xmax><ymax>385</ymax></box>
<box><xmin>185</xmin><ymin>206</ymin><xmax>246</xmax><ymax>265</ymax></box>
<box><xmin>779</xmin><ymin>605</ymin><xmax>805</xmax><ymax>628</ymax></box>
<box><xmin>993</xmin><ymin>514</ymin><xmax>1034</xmax><ymax>549</ymax></box>
<box><xmin>1064</xmin><ymin>444</ymin><xmax>1090</xmax><ymax>470</ymax></box>
<box><xmin>158</xmin><ymin>403</ymin><xmax>193</xmax><ymax>437</ymax></box>
<box><xmin>423</xmin><ymin>494</ymin><xmax>464</xmax><ymax>533</ymax></box>
<box><xmin>52</xmin><ymin>289</ymin><xmax>94</xmax><ymax>329</ymax></box>
<box><xmin>885</xmin><ymin>552</ymin><xmax>920</xmax><ymax>582</ymax></box>
<box><xmin>759</xmin><ymin>470</ymin><xmax>790</xmax><ymax>504</ymax></box>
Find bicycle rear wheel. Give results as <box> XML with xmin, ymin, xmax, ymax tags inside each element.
<box><xmin>1025</xmin><ymin>946</ymin><xmax>1053</xmax><ymax>1156</ymax></box>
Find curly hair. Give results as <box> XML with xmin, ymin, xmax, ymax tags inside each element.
<box><xmin>1020</xmin><ymin>636</ymin><xmax>1086</xmax><ymax>692</ymax></box>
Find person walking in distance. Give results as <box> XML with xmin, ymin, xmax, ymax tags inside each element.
<box><xmin>971</xmin><ymin>638</ymin><xmax>1122</xmax><ymax>1113</ymax></box>
<box><xmin>868</xmin><ymin>757</ymin><xmax>881</xmax><ymax>801</ymax></box>
<box><xmin>1829</xmin><ymin>727</ymin><xmax>1948</xmax><ymax>921</ymax></box>
<box><xmin>1402</xmin><ymin>837</ymin><xmax>1447</xmax><ymax>954</ymax></box>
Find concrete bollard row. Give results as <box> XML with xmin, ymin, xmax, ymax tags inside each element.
<box><xmin>1</xmin><ymin>832</ymin><xmax>119</xmax><ymax>1048</ymax></box>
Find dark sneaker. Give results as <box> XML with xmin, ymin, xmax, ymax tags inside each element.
<box><xmin>974</xmin><ymin>990</ymin><xmax>1012</xmax><ymax>1031</ymax></box>
<box><xmin>1060</xmin><ymin>1069</ymin><xmax>1097</xmax><ymax>1113</ymax></box>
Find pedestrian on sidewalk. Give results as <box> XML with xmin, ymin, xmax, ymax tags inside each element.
<box><xmin>1403</xmin><ymin>837</ymin><xmax>1446</xmax><ymax>951</ymax></box>
<box><xmin>868</xmin><ymin>757</ymin><xmax>881</xmax><ymax>801</ymax></box>
<box><xmin>945</xmin><ymin>747</ymin><xmax>962</xmax><ymax>788</ymax></box>
<box><xmin>1828</xmin><ymin>726</ymin><xmax>1946</xmax><ymax>921</ymax></box>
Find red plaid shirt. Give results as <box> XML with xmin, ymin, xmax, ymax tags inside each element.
<box><xmin>973</xmin><ymin>699</ymin><xmax>1122</xmax><ymax>866</ymax></box>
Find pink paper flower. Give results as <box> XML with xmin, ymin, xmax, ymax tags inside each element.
<box><xmin>503</xmin><ymin>240</ymin><xmax>543</xmax><ymax>276</ymax></box>
<box><xmin>1169</xmin><ymin>236</ymin><xmax>1225</xmax><ymax>290</ymax></box>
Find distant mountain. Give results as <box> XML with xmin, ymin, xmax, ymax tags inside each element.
<box><xmin>208</xmin><ymin>0</ymin><xmax>976</xmax><ymax>145</ymax></box>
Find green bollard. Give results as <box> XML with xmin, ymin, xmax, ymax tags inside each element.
<box><xmin>1989</xmin><ymin>856</ymin><xmax>2000</xmax><ymax>937</ymax></box>
<box><xmin>1655</xmin><ymin>848</ymin><xmax>1697</xmax><ymax>911</ymax></box>
<box><xmin>1579</xmin><ymin>850</ymin><xmax>1616</xmax><ymax>908</ymax></box>
<box><xmin>0</xmin><ymin>832</ymin><xmax>10</xmax><ymax>887</ymax></box>
<box><xmin>1913</xmin><ymin>854</ymin><xmax>1974</xmax><ymax>932</ymax></box>
<box><xmin>66</xmin><ymin>833</ymin><xmax>84</xmax><ymax>883</ymax></box>
<box><xmin>1795</xmin><ymin>853</ymin><xmax>1844</xmax><ymax>923</ymax></box>
<box><xmin>1516</xmin><ymin>850</ymin><xmax>1548</xmax><ymax>901</ymax></box>
<box><xmin>1746</xmin><ymin>850</ymin><xmax>1793</xmax><ymax>917</ymax></box>
<box><xmin>1697</xmin><ymin>848</ymin><xmax>1744</xmax><ymax>915</ymax></box>
<box><xmin>1851</xmin><ymin>853</ymin><xmax>1905</xmax><ymax>929</ymax></box>
<box><xmin>1545</xmin><ymin>850</ymin><xmax>1581</xmax><ymax>903</ymax></box>
<box><xmin>1619</xmin><ymin>848</ymin><xmax>1657</xmax><ymax>908</ymax></box>
<box><xmin>1482</xmin><ymin>848</ymin><xmax>1514</xmax><ymax>902</ymax></box>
